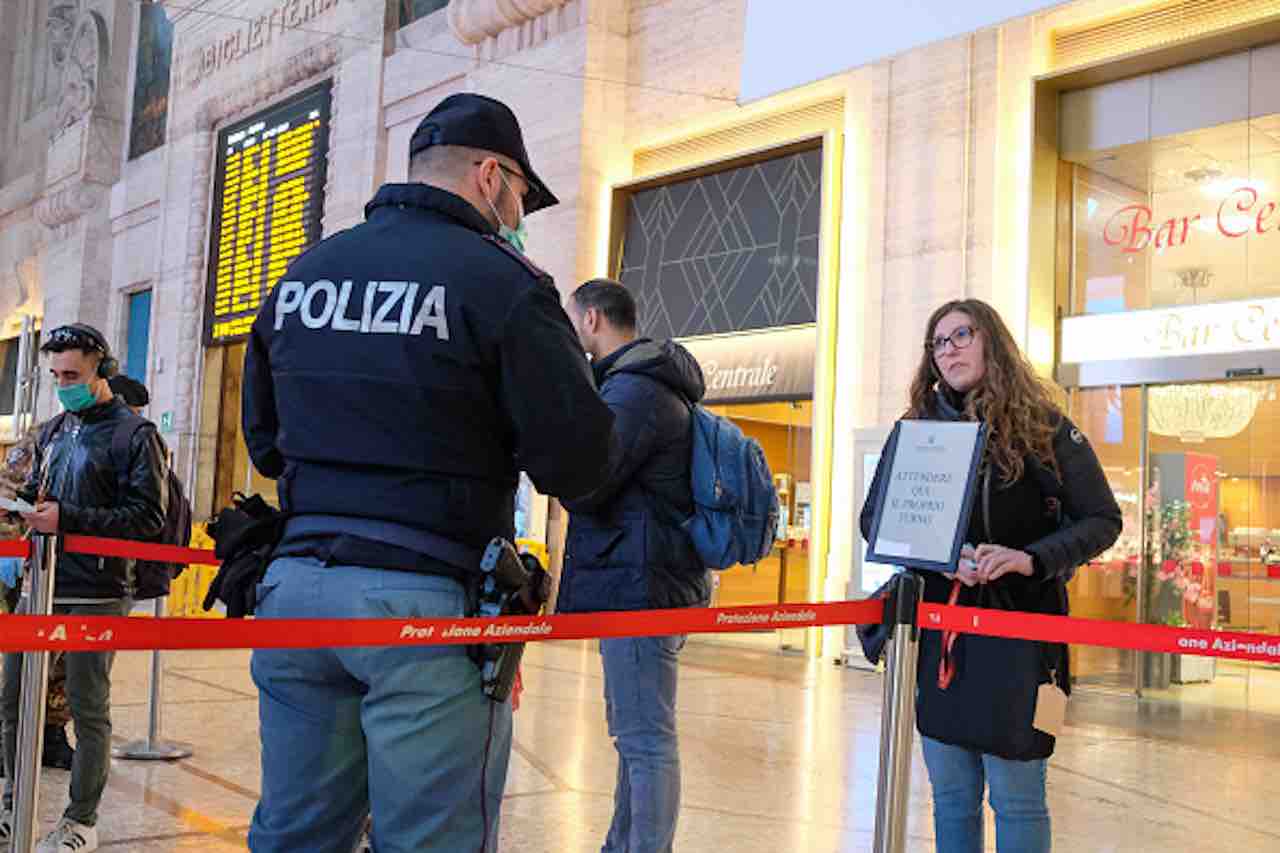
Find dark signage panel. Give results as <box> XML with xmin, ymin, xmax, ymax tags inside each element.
<box><xmin>204</xmin><ymin>81</ymin><xmax>331</xmax><ymax>344</ymax></box>
<box><xmin>619</xmin><ymin>146</ymin><xmax>822</xmax><ymax>340</ymax></box>
<box><xmin>682</xmin><ymin>325</ymin><xmax>815</xmax><ymax>405</ymax></box>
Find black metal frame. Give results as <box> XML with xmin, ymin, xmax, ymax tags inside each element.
<box><xmin>864</xmin><ymin>420</ymin><xmax>988</xmax><ymax>574</ymax></box>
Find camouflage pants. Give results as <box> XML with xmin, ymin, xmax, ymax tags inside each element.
<box><xmin>46</xmin><ymin>652</ymin><xmax>69</xmax><ymax>728</ymax></box>
<box><xmin>2</xmin><ymin>586</ymin><xmax>70</xmax><ymax>728</ymax></box>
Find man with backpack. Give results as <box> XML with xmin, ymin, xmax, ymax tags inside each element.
<box><xmin>108</xmin><ymin>375</ymin><xmax>194</xmax><ymax>601</ymax></box>
<box><xmin>1</xmin><ymin>324</ymin><xmax>168</xmax><ymax>853</ymax></box>
<box><xmin>559</xmin><ymin>279</ymin><xmax>710</xmax><ymax>853</ymax></box>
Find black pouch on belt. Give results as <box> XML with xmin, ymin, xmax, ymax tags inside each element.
<box><xmin>202</xmin><ymin>493</ymin><xmax>287</xmax><ymax>618</ymax></box>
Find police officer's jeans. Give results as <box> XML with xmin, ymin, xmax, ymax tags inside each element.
<box><xmin>600</xmin><ymin>634</ymin><xmax>686</xmax><ymax>853</ymax></box>
<box><xmin>1</xmin><ymin>599</ymin><xmax>132</xmax><ymax>827</ymax></box>
<box><xmin>249</xmin><ymin>557</ymin><xmax>513</xmax><ymax>853</ymax></box>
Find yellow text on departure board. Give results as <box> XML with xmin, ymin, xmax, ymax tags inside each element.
<box><xmin>208</xmin><ymin>113</ymin><xmax>322</xmax><ymax>342</ymax></box>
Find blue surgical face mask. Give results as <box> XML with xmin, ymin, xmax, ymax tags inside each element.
<box><xmin>487</xmin><ymin>173</ymin><xmax>528</xmax><ymax>255</ymax></box>
<box><xmin>57</xmin><ymin>383</ymin><xmax>97</xmax><ymax>412</ymax></box>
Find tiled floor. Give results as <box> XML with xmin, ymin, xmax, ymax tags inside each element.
<box><xmin>12</xmin><ymin>639</ymin><xmax>1280</xmax><ymax>851</ymax></box>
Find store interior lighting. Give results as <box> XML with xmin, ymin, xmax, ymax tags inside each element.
<box><xmin>1148</xmin><ymin>382</ymin><xmax>1274</xmax><ymax>442</ymax></box>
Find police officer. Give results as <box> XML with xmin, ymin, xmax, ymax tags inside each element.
<box><xmin>241</xmin><ymin>93</ymin><xmax>614</xmax><ymax>853</ymax></box>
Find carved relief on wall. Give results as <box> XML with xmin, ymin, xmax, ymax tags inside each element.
<box><xmin>447</xmin><ymin>0</ymin><xmax>571</xmax><ymax>44</ymax></box>
<box><xmin>54</xmin><ymin>10</ymin><xmax>109</xmax><ymax>134</ymax></box>
<box><xmin>31</xmin><ymin>0</ymin><xmax>79</xmax><ymax>113</ymax></box>
<box><xmin>44</xmin><ymin>0</ymin><xmax>80</xmax><ymax>98</ymax></box>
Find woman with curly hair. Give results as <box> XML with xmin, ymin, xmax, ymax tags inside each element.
<box><xmin>861</xmin><ymin>299</ymin><xmax>1122</xmax><ymax>852</ymax></box>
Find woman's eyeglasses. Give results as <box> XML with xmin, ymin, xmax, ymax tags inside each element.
<box><xmin>927</xmin><ymin>325</ymin><xmax>976</xmax><ymax>354</ymax></box>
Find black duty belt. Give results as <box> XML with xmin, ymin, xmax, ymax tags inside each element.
<box><xmin>280</xmin><ymin>515</ymin><xmax>482</xmax><ymax>572</ymax></box>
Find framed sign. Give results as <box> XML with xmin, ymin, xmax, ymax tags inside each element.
<box><xmin>204</xmin><ymin>81</ymin><xmax>331</xmax><ymax>344</ymax></box>
<box><xmin>865</xmin><ymin>420</ymin><xmax>987</xmax><ymax>573</ymax></box>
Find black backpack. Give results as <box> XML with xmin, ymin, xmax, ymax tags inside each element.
<box><xmin>40</xmin><ymin>412</ymin><xmax>194</xmax><ymax>600</ymax></box>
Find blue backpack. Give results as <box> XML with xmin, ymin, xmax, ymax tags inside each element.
<box><xmin>681</xmin><ymin>403</ymin><xmax>780</xmax><ymax>569</ymax></box>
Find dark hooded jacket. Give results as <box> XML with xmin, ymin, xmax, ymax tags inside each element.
<box><xmin>557</xmin><ymin>339</ymin><xmax>711</xmax><ymax>613</ymax></box>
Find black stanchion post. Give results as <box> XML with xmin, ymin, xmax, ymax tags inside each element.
<box><xmin>12</xmin><ymin>534</ymin><xmax>58</xmax><ymax>853</ymax></box>
<box><xmin>112</xmin><ymin>597</ymin><xmax>192</xmax><ymax>762</ymax></box>
<box><xmin>873</xmin><ymin>571</ymin><xmax>924</xmax><ymax>853</ymax></box>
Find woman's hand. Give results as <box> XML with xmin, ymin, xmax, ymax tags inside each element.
<box><xmin>974</xmin><ymin>544</ymin><xmax>1034</xmax><ymax>582</ymax></box>
<box><xmin>944</xmin><ymin>544</ymin><xmax>982</xmax><ymax>587</ymax></box>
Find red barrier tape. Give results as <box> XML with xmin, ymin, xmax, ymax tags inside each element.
<box><xmin>0</xmin><ymin>537</ymin><xmax>217</xmax><ymax>564</ymax></box>
<box><xmin>0</xmin><ymin>540</ymin><xmax>28</xmax><ymax>559</ymax></box>
<box><xmin>11</xmin><ymin>534</ymin><xmax>1280</xmax><ymax>665</ymax></box>
<box><xmin>921</xmin><ymin>603</ymin><xmax>1280</xmax><ymax>665</ymax></box>
<box><xmin>63</xmin><ymin>535</ymin><xmax>218</xmax><ymax>566</ymax></box>
<box><xmin>0</xmin><ymin>600</ymin><xmax>884</xmax><ymax>652</ymax></box>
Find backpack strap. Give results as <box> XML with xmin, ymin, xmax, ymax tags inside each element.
<box><xmin>109</xmin><ymin>416</ymin><xmax>149</xmax><ymax>498</ymax></box>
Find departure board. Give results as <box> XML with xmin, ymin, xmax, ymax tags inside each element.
<box><xmin>204</xmin><ymin>81</ymin><xmax>331</xmax><ymax>344</ymax></box>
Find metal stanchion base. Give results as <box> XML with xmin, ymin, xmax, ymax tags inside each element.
<box><xmin>111</xmin><ymin>740</ymin><xmax>192</xmax><ymax>761</ymax></box>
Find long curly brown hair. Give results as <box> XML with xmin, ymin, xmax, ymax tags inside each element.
<box><xmin>907</xmin><ymin>299</ymin><xmax>1064</xmax><ymax>485</ymax></box>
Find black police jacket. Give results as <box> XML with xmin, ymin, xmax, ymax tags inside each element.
<box><xmin>242</xmin><ymin>183</ymin><xmax>615</xmax><ymax>572</ymax></box>
<box><xmin>558</xmin><ymin>340</ymin><xmax>711</xmax><ymax>613</ymax></box>
<box><xmin>19</xmin><ymin>399</ymin><xmax>169</xmax><ymax>599</ymax></box>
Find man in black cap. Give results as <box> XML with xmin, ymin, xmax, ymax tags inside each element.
<box><xmin>106</xmin><ymin>375</ymin><xmax>148</xmax><ymax>417</ymax></box>
<box><xmin>241</xmin><ymin>93</ymin><xmax>614</xmax><ymax>853</ymax></box>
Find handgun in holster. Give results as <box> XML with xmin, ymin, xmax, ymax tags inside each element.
<box><xmin>475</xmin><ymin>538</ymin><xmax>551</xmax><ymax>702</ymax></box>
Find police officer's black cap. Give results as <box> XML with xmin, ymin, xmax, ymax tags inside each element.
<box><xmin>409</xmin><ymin>93</ymin><xmax>559</xmax><ymax>214</ymax></box>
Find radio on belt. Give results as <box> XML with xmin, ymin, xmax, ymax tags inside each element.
<box><xmin>476</xmin><ymin>538</ymin><xmax>551</xmax><ymax>702</ymax></box>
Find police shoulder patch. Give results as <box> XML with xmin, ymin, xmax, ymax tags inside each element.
<box><xmin>482</xmin><ymin>234</ymin><xmax>551</xmax><ymax>282</ymax></box>
<box><xmin>1070</xmin><ymin>428</ymin><xmax>1085</xmax><ymax>445</ymax></box>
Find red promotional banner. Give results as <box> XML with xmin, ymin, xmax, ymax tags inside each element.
<box><xmin>1184</xmin><ymin>452</ymin><xmax>1219</xmax><ymax>546</ymax></box>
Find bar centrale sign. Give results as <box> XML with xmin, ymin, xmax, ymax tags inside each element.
<box><xmin>679</xmin><ymin>325</ymin><xmax>814</xmax><ymax>405</ymax></box>
<box><xmin>1102</xmin><ymin>184</ymin><xmax>1280</xmax><ymax>254</ymax></box>
<box><xmin>1061</xmin><ymin>297</ymin><xmax>1280</xmax><ymax>363</ymax></box>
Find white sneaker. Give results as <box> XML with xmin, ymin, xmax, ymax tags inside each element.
<box><xmin>0</xmin><ymin>809</ymin><xmax>11</xmax><ymax>839</ymax></box>
<box><xmin>36</xmin><ymin>818</ymin><xmax>98</xmax><ymax>853</ymax></box>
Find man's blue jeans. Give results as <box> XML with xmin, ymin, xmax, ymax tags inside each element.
<box><xmin>920</xmin><ymin>736</ymin><xmax>1051</xmax><ymax>853</ymax></box>
<box><xmin>600</xmin><ymin>634</ymin><xmax>685</xmax><ymax>853</ymax></box>
<box><xmin>248</xmin><ymin>557</ymin><xmax>512</xmax><ymax>853</ymax></box>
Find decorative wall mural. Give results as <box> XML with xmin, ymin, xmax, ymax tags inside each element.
<box><xmin>129</xmin><ymin>2</ymin><xmax>173</xmax><ymax>160</ymax></box>
<box><xmin>618</xmin><ymin>147</ymin><xmax>823</xmax><ymax>340</ymax></box>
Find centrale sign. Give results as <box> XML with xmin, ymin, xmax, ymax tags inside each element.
<box><xmin>1061</xmin><ymin>297</ymin><xmax>1280</xmax><ymax>363</ymax></box>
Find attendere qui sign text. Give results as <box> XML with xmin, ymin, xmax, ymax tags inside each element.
<box><xmin>204</xmin><ymin>81</ymin><xmax>331</xmax><ymax>344</ymax></box>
